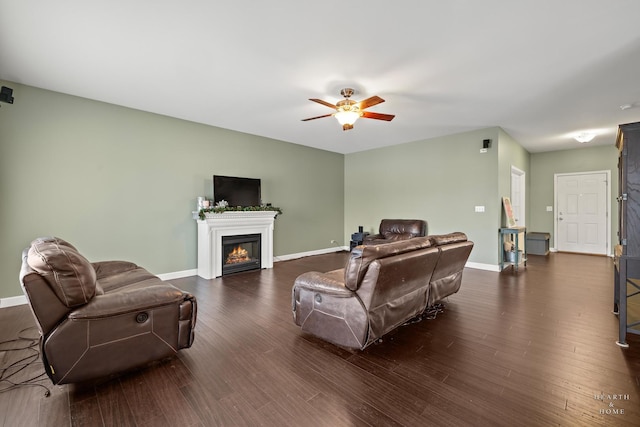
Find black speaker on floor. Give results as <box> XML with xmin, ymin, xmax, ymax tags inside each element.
<box><xmin>350</xmin><ymin>225</ymin><xmax>369</xmax><ymax>250</ymax></box>
<box><xmin>0</xmin><ymin>86</ymin><xmax>14</xmax><ymax>104</ymax></box>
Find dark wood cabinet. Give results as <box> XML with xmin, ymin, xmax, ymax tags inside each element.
<box><xmin>614</xmin><ymin>121</ymin><xmax>640</xmax><ymax>347</ymax></box>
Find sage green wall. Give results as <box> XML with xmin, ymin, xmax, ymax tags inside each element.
<box><xmin>0</xmin><ymin>81</ymin><xmax>344</xmax><ymax>299</ymax></box>
<box><xmin>529</xmin><ymin>144</ymin><xmax>619</xmax><ymax>251</ymax></box>
<box><xmin>498</xmin><ymin>128</ymin><xmax>530</xmax><ymax>206</ymax></box>
<box><xmin>344</xmin><ymin>127</ymin><xmax>508</xmax><ymax>266</ymax></box>
<box><xmin>497</xmin><ymin>128</ymin><xmax>531</xmax><ymax>254</ymax></box>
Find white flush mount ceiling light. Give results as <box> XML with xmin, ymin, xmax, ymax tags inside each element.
<box><xmin>574</xmin><ymin>131</ymin><xmax>596</xmax><ymax>143</ymax></box>
<box><xmin>620</xmin><ymin>102</ymin><xmax>639</xmax><ymax>111</ymax></box>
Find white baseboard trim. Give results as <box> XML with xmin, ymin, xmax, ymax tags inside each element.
<box><xmin>0</xmin><ymin>270</ymin><xmax>198</xmax><ymax>310</ymax></box>
<box><xmin>465</xmin><ymin>262</ymin><xmax>501</xmax><ymax>272</ymax></box>
<box><xmin>276</xmin><ymin>249</ymin><xmax>501</xmax><ymax>273</ymax></box>
<box><xmin>277</xmin><ymin>249</ymin><xmax>502</xmax><ymax>273</ymax></box>
<box><xmin>274</xmin><ymin>246</ymin><xmax>348</xmax><ymax>262</ymax></box>
<box><xmin>157</xmin><ymin>269</ymin><xmax>198</xmax><ymax>281</ymax></box>
<box><xmin>1</xmin><ymin>252</ymin><xmax>498</xmax><ymax>309</ymax></box>
<box><xmin>0</xmin><ymin>295</ymin><xmax>27</xmax><ymax>308</ymax></box>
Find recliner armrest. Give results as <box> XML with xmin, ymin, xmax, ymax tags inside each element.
<box><xmin>68</xmin><ymin>285</ymin><xmax>189</xmax><ymax>319</ymax></box>
<box><xmin>92</xmin><ymin>260</ymin><xmax>139</xmax><ymax>279</ymax></box>
<box><xmin>363</xmin><ymin>233</ymin><xmax>383</xmax><ymax>241</ymax></box>
<box><xmin>293</xmin><ymin>270</ymin><xmax>352</xmax><ymax>297</ymax></box>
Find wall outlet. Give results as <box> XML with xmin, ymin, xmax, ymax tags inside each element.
<box><xmin>480</xmin><ymin>148</ymin><xmax>488</xmax><ymax>154</ymax></box>
<box><xmin>546</xmin><ymin>206</ymin><xmax>553</xmax><ymax>212</ymax></box>
<box><xmin>475</xmin><ymin>206</ymin><xmax>485</xmax><ymax>213</ymax></box>
<box><xmin>331</xmin><ymin>240</ymin><xmax>337</xmax><ymax>244</ymax></box>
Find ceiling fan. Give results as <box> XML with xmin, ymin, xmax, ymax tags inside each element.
<box><xmin>302</xmin><ymin>88</ymin><xmax>395</xmax><ymax>131</ymax></box>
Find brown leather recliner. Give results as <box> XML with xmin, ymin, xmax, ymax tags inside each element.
<box><xmin>292</xmin><ymin>232</ymin><xmax>473</xmax><ymax>350</ymax></box>
<box><xmin>427</xmin><ymin>233</ymin><xmax>475</xmax><ymax>306</ymax></box>
<box><xmin>363</xmin><ymin>219</ymin><xmax>427</xmax><ymax>245</ymax></box>
<box><xmin>19</xmin><ymin>237</ymin><xmax>197</xmax><ymax>385</ymax></box>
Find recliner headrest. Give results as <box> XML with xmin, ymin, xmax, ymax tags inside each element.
<box><xmin>344</xmin><ymin>236</ymin><xmax>433</xmax><ymax>290</ymax></box>
<box><xmin>379</xmin><ymin>219</ymin><xmax>427</xmax><ymax>237</ymax></box>
<box><xmin>27</xmin><ymin>237</ymin><xmax>97</xmax><ymax>307</ymax></box>
<box><xmin>429</xmin><ymin>232</ymin><xmax>468</xmax><ymax>246</ymax></box>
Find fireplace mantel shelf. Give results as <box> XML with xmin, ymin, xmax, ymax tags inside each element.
<box><xmin>202</xmin><ymin>211</ymin><xmax>279</xmax><ymax>219</ymax></box>
<box><xmin>192</xmin><ymin>210</ymin><xmax>279</xmax><ymax>220</ymax></box>
<box><xmin>196</xmin><ymin>211</ymin><xmax>277</xmax><ymax>279</ymax></box>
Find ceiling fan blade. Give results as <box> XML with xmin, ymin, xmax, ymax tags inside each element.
<box><xmin>301</xmin><ymin>113</ymin><xmax>334</xmax><ymax>121</ymax></box>
<box><xmin>309</xmin><ymin>98</ymin><xmax>337</xmax><ymax>109</ymax></box>
<box><xmin>358</xmin><ymin>95</ymin><xmax>385</xmax><ymax>110</ymax></box>
<box><xmin>362</xmin><ymin>111</ymin><xmax>395</xmax><ymax>121</ymax></box>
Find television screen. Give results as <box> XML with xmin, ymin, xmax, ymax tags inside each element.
<box><xmin>213</xmin><ymin>175</ymin><xmax>261</xmax><ymax>207</ymax></box>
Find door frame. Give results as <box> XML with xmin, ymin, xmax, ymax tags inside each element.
<box><xmin>553</xmin><ymin>170</ymin><xmax>611</xmax><ymax>254</ymax></box>
<box><xmin>511</xmin><ymin>166</ymin><xmax>526</xmax><ymax>227</ymax></box>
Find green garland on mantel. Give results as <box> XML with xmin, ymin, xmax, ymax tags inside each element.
<box><xmin>198</xmin><ymin>206</ymin><xmax>283</xmax><ymax>220</ymax></box>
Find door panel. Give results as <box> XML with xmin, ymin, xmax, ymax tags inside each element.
<box><xmin>556</xmin><ymin>172</ymin><xmax>608</xmax><ymax>254</ymax></box>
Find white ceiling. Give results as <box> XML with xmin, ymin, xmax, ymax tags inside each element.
<box><xmin>2</xmin><ymin>0</ymin><xmax>640</xmax><ymax>154</ymax></box>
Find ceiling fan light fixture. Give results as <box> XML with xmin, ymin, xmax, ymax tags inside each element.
<box><xmin>574</xmin><ymin>131</ymin><xmax>596</xmax><ymax>143</ymax></box>
<box><xmin>302</xmin><ymin>88</ymin><xmax>394</xmax><ymax>131</ymax></box>
<box><xmin>335</xmin><ymin>110</ymin><xmax>360</xmax><ymax>126</ymax></box>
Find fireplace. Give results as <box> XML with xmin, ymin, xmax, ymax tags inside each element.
<box><xmin>196</xmin><ymin>210</ymin><xmax>277</xmax><ymax>279</ymax></box>
<box><xmin>221</xmin><ymin>234</ymin><xmax>261</xmax><ymax>275</ymax></box>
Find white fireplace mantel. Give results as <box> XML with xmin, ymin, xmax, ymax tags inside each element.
<box><xmin>196</xmin><ymin>211</ymin><xmax>278</xmax><ymax>279</ymax></box>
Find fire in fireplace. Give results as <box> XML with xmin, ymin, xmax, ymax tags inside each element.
<box><xmin>226</xmin><ymin>245</ymin><xmax>250</xmax><ymax>264</ymax></box>
<box><xmin>221</xmin><ymin>234</ymin><xmax>261</xmax><ymax>275</ymax></box>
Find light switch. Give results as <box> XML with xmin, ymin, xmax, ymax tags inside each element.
<box><xmin>475</xmin><ymin>206</ymin><xmax>485</xmax><ymax>212</ymax></box>
<box><xmin>546</xmin><ymin>206</ymin><xmax>553</xmax><ymax>212</ymax></box>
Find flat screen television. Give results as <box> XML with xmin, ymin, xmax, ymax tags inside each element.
<box><xmin>213</xmin><ymin>175</ymin><xmax>261</xmax><ymax>207</ymax></box>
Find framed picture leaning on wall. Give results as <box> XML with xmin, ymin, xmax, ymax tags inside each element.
<box><xmin>502</xmin><ymin>196</ymin><xmax>517</xmax><ymax>228</ymax></box>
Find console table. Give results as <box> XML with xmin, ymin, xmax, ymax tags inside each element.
<box><xmin>499</xmin><ymin>226</ymin><xmax>527</xmax><ymax>272</ymax></box>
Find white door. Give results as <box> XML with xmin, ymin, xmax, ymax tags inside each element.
<box><xmin>555</xmin><ymin>172</ymin><xmax>609</xmax><ymax>254</ymax></box>
<box><xmin>511</xmin><ymin>166</ymin><xmax>525</xmax><ymax>226</ymax></box>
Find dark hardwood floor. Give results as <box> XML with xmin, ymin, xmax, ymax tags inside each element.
<box><xmin>1</xmin><ymin>251</ymin><xmax>639</xmax><ymax>426</ymax></box>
